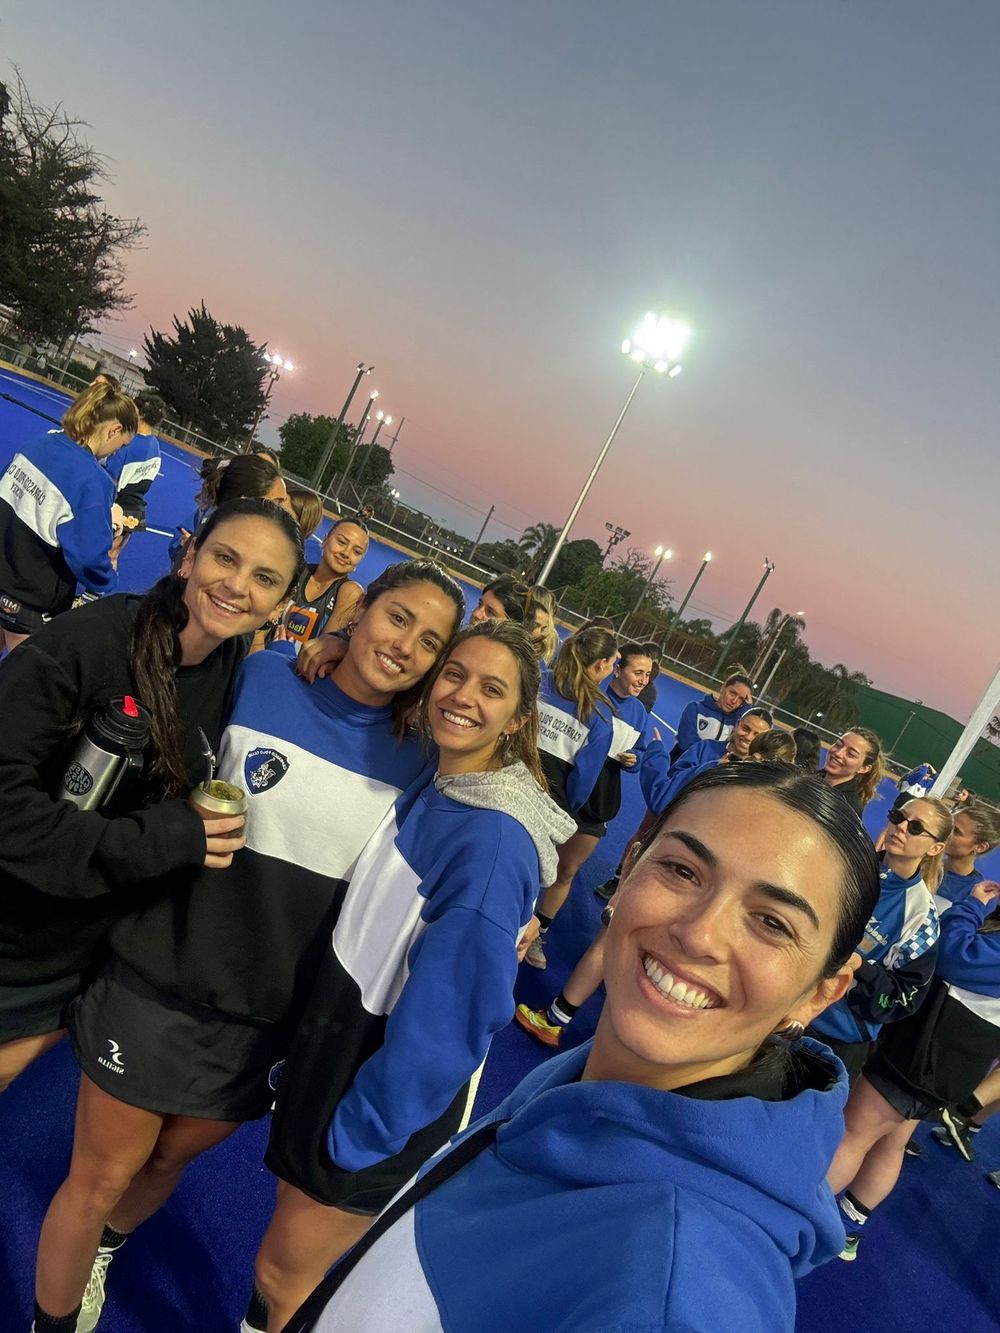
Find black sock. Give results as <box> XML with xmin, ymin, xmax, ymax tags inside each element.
<box><xmin>32</xmin><ymin>1303</ymin><xmax>81</xmax><ymax>1332</ymax></box>
<box><xmin>99</xmin><ymin>1222</ymin><xmax>130</xmax><ymax>1251</ymax></box>
<box><xmin>244</xmin><ymin>1285</ymin><xmax>269</xmax><ymax>1331</ymax></box>
<box><xmin>548</xmin><ymin>992</ymin><xmax>578</xmax><ymax>1026</ymax></box>
<box><xmin>839</xmin><ymin>1190</ymin><xmax>871</xmax><ymax>1231</ymax></box>
<box><xmin>535</xmin><ymin>912</ymin><xmax>553</xmax><ymax>931</ymax></box>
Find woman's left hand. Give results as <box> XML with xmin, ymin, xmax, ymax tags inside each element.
<box><xmin>616</xmin><ymin>751</ymin><xmax>638</xmax><ymax>768</ymax></box>
<box><xmin>971</xmin><ymin>880</ymin><xmax>1000</xmax><ymax>908</ymax></box>
<box><xmin>517</xmin><ymin>916</ymin><xmax>541</xmax><ymax>962</ymax></box>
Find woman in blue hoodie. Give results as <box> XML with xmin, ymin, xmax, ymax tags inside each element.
<box><xmin>284</xmin><ymin>761</ymin><xmax>881</xmax><ymax>1333</ymax></box>
<box><xmin>246</xmin><ymin>619</ymin><xmax>574</xmax><ymax>1331</ymax></box>
<box><xmin>934</xmin><ymin>803</ymin><xmax>1000</xmax><ymax>913</ymax></box>
<box><xmin>828</xmin><ymin>876</ymin><xmax>1000</xmax><ymax>1260</ymax></box>
<box><xmin>669</xmin><ymin>666</ymin><xmax>753</xmax><ymax>761</ymax></box>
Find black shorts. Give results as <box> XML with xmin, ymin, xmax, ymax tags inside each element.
<box><xmin>863</xmin><ymin>1048</ymin><xmax>944</xmax><ymax>1122</ymax></box>
<box><xmin>0</xmin><ymin>591</ymin><xmax>53</xmax><ymax>636</ymax></box>
<box><xmin>69</xmin><ymin>955</ymin><xmax>284</xmax><ymax>1121</ymax></box>
<box><xmin>574</xmin><ymin>815</ymin><xmax>608</xmax><ymax>839</ymax></box>
<box><xmin>266</xmin><ymin>1076</ymin><xmax>471</xmax><ymax>1216</ymax></box>
<box><xmin>0</xmin><ymin>973</ymin><xmax>83</xmax><ymax>1044</ymax></box>
<box><xmin>808</xmin><ymin>1032</ymin><xmax>871</xmax><ymax>1085</ymax></box>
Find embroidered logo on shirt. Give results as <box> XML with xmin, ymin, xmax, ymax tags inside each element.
<box><xmin>244</xmin><ymin>747</ymin><xmax>290</xmax><ymax>794</ymax></box>
<box><xmin>698</xmin><ymin>717</ymin><xmax>710</xmax><ymax>732</ymax></box>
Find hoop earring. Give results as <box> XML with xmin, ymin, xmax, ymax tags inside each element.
<box><xmin>776</xmin><ymin>1019</ymin><xmax>805</xmax><ymax>1042</ymax></box>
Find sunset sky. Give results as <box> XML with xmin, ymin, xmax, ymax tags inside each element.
<box><xmin>3</xmin><ymin>1</ymin><xmax>998</xmax><ymax>718</ymax></box>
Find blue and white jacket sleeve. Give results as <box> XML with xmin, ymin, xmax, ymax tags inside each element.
<box><xmin>565</xmin><ymin>705</ymin><xmax>614</xmax><ymax>811</ymax></box>
<box><xmin>673</xmin><ymin>701</ymin><xmax>700</xmax><ymax>753</ymax></box>
<box><xmin>639</xmin><ymin>724</ymin><xmax>673</xmax><ymax>812</ymax></box>
<box><xmin>58</xmin><ymin>498</ymin><xmax>116</xmax><ymax>594</ymax></box>
<box><xmin>849</xmin><ymin>910</ymin><xmax>940</xmax><ymax>1026</ymax></box>
<box><xmin>327</xmin><ymin>830</ymin><xmax>533</xmax><ymax>1171</ymax></box>
<box><xmin>936</xmin><ymin>897</ymin><xmax>1000</xmax><ymax>996</ymax></box>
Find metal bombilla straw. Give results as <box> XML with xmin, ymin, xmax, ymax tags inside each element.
<box><xmin>198</xmin><ymin>728</ymin><xmax>216</xmax><ymax>789</ymax></box>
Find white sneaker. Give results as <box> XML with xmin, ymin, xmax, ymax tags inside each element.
<box><xmin>524</xmin><ymin>936</ymin><xmax>547</xmax><ymax>969</ymax></box>
<box><xmin>77</xmin><ymin>1249</ymin><xmax>115</xmax><ymax>1333</ymax></box>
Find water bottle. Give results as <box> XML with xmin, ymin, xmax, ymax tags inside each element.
<box><xmin>60</xmin><ymin>695</ymin><xmax>152</xmax><ymax>810</ymax></box>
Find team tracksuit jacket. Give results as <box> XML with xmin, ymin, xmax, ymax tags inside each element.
<box><xmin>0</xmin><ymin>431</ymin><xmax>117</xmax><ymax>614</ymax></box>
<box><xmin>535</xmin><ymin>666</ymin><xmax>615</xmax><ymax>814</ymax></box>
<box><xmin>105</xmin><ymin>431</ymin><xmax>162</xmax><ymax>524</ymax></box>
<box><xmin>671</xmin><ymin>691</ymin><xmax>748</xmax><ymax>759</ymax></box>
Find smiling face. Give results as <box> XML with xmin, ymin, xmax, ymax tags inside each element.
<box><xmin>728</xmin><ymin>712</ymin><xmax>771</xmax><ymax>757</ymax></box>
<box><xmin>428</xmin><ymin>636</ymin><xmax>527</xmax><ymax>774</ymax></box>
<box><xmin>531</xmin><ymin>605</ymin><xmax>553</xmax><ymax>641</ymax></box>
<box><xmin>335</xmin><ymin>579</ymin><xmax>458</xmax><ymax>705</ymax></box>
<box><xmin>613</xmin><ymin>655</ymin><xmax>653</xmax><ymax>698</ymax></box>
<box><xmin>824</xmin><ymin>732</ymin><xmax>873</xmax><ymax>784</ymax></box>
<box><xmin>179</xmin><ymin>514</ymin><xmax>299</xmax><ymax>647</ymax></box>
<box><xmin>718</xmin><ymin>680</ymin><xmax>752</xmax><ymax>715</ymax></box>
<box><xmin>591</xmin><ymin>787</ymin><xmax>853</xmax><ymax>1090</ymax></box>
<box><xmin>321</xmin><ymin>522</ymin><xmax>369</xmax><ymax>579</ymax></box>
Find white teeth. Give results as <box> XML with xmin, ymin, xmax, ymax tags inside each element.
<box><xmin>375</xmin><ymin>652</ymin><xmax>403</xmax><ymax>675</ymax></box>
<box><xmin>442</xmin><ymin>710</ymin><xmax>478</xmax><ymax>729</ymax></box>
<box><xmin>642</xmin><ymin>955</ymin><xmax>717</xmax><ymax>1010</ymax></box>
<box><xmin>210</xmin><ymin>596</ymin><xmax>241</xmax><ymax>614</ymax></box>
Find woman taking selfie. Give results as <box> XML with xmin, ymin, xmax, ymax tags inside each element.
<box><xmin>0</xmin><ymin>498</ymin><xmax>305</xmax><ymax>1104</ymax></box>
<box><xmin>286</xmin><ymin>762</ymin><xmax>880</xmax><ymax>1333</ymax></box>
<box><xmin>247</xmin><ymin>619</ymin><xmax>574</xmax><ymax>1331</ymax></box>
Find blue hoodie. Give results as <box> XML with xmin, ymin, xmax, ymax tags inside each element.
<box><xmin>305</xmin><ymin>1038</ymin><xmax>848</xmax><ymax>1333</ymax></box>
<box><xmin>672</xmin><ymin>690</ymin><xmax>749</xmax><ymax>758</ymax></box>
<box><xmin>536</xmin><ymin>665</ymin><xmax>615</xmax><ymax>813</ymax></box>
<box><xmin>934</xmin><ymin>866</ymin><xmax>983</xmax><ymax>913</ymax></box>
<box><xmin>0</xmin><ymin>431</ymin><xmax>116</xmax><ymax>613</ymax></box>
<box><xmin>811</xmin><ymin>866</ymin><xmax>939</xmax><ymax>1045</ymax></box>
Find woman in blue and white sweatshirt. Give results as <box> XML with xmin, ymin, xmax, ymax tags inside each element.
<box><xmin>0</xmin><ymin>380</ymin><xmax>137</xmax><ymax>651</ymax></box>
<box><xmin>828</xmin><ymin>877</ymin><xmax>1000</xmax><ymax>1260</ymax></box>
<box><xmin>521</xmin><ymin>624</ymin><xmax>618</xmax><ymax>970</ymax></box>
<box><xmin>105</xmin><ymin>391</ymin><xmax>166</xmax><ymax>565</ymax></box>
<box><xmin>934</xmin><ymin>803</ymin><xmax>1000</xmax><ymax>913</ymax></box>
<box><xmin>669</xmin><ymin>667</ymin><xmax>753</xmax><ymax>761</ymax></box>
<box><xmin>285</xmin><ymin>761</ymin><xmax>882</xmax><ymax>1333</ymax></box>
<box><xmin>249</xmin><ymin>619</ymin><xmax>575</xmax><ymax>1332</ymax></box>
<box><xmin>808</xmin><ymin>797</ymin><xmax>948</xmax><ymax>1082</ymax></box>
<box><xmin>32</xmin><ymin>561</ymin><xmax>465</xmax><ymax>1333</ymax></box>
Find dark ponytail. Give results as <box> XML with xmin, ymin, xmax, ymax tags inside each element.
<box><xmin>195</xmin><ymin>454</ymin><xmax>281</xmax><ymax>511</ymax></box>
<box><xmin>131</xmin><ymin>498</ymin><xmax>305</xmax><ymax>798</ymax></box>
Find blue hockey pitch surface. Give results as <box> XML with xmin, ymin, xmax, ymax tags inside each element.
<box><xmin>1</xmin><ymin>366</ymin><xmax>998</xmax><ymax>1331</ymax></box>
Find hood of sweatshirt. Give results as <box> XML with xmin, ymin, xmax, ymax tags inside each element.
<box><xmin>434</xmin><ymin>761</ymin><xmax>576</xmax><ymax>886</ymax></box>
<box><xmin>484</xmin><ymin>1036</ymin><xmax>848</xmax><ymax>1277</ymax></box>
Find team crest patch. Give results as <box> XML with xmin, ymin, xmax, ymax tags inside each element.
<box><xmin>245</xmin><ymin>747</ymin><xmax>290</xmax><ymax>794</ymax></box>
<box><xmin>698</xmin><ymin>718</ymin><xmax>710</xmax><ymax>732</ymax></box>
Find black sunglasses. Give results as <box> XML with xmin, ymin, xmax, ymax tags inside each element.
<box><xmin>887</xmin><ymin>809</ymin><xmax>938</xmax><ymax>839</ymax></box>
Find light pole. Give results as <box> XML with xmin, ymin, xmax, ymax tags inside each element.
<box><xmin>357</xmin><ymin>413</ymin><xmax>391</xmax><ymax>485</ymax></box>
<box><xmin>752</xmin><ymin>610</ymin><xmax>805</xmax><ymax>682</ymax></box>
<box><xmin>624</xmin><ymin>544</ymin><xmax>671</xmax><ymax>637</ymax></box>
<box><xmin>387</xmin><ymin>487</ymin><xmax>401</xmax><ymax>526</ymax></box>
<box><xmin>310</xmin><ymin>362</ymin><xmax>374</xmax><ymax>489</ymax></box>
<box><xmin>536</xmin><ymin>312</ymin><xmax>691</xmax><ymax>587</ymax></box>
<box><xmin>714</xmin><ymin>558</ymin><xmax>776</xmax><ymax>676</ymax></box>
<box><xmin>343</xmin><ymin>390</ymin><xmax>380</xmax><ymax>486</ymax></box>
<box><xmin>602</xmin><ymin>522</ymin><xmax>631</xmax><ymax>562</ymax></box>
<box><xmin>672</xmin><ymin>552</ymin><xmax>712</xmax><ymax>628</ymax></box>
<box><xmin>892</xmin><ymin>701</ymin><xmax>922</xmax><ymax>751</ymax></box>
<box><xmin>245</xmin><ymin>350</ymin><xmax>293</xmax><ymax>451</ymax></box>
<box><xmin>387</xmin><ymin>416</ymin><xmax>405</xmax><ymax>454</ymax></box>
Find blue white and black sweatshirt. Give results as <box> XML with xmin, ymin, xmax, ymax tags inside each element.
<box><xmin>266</xmin><ymin>761</ymin><xmax>575</xmax><ymax>1203</ymax></box>
<box><xmin>302</xmin><ymin>1037</ymin><xmax>849</xmax><ymax>1333</ymax></box>
<box><xmin>535</xmin><ymin>665</ymin><xmax>615</xmax><ymax>813</ymax></box>
<box><xmin>105</xmin><ymin>431</ymin><xmax>162</xmax><ymax>523</ymax></box>
<box><xmin>0</xmin><ymin>431</ymin><xmax>117</xmax><ymax>613</ymax></box>
<box><xmin>671</xmin><ymin>690</ymin><xmax>748</xmax><ymax>760</ymax></box>
<box><xmin>875</xmin><ymin>896</ymin><xmax>1000</xmax><ymax>1107</ymax></box>
<box><xmin>108</xmin><ymin>650</ymin><xmax>430</xmax><ymax>1027</ymax></box>
<box><xmin>643</xmin><ymin>736</ymin><xmax>728</xmax><ymax>815</ymax></box>
<box><xmin>581</xmin><ymin>681</ymin><xmax>673</xmax><ymax>826</ymax></box>
<box><xmin>810</xmin><ymin>866</ymin><xmax>939</xmax><ymax>1046</ymax></box>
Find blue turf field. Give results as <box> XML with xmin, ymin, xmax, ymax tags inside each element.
<box><xmin>1</xmin><ymin>366</ymin><xmax>998</xmax><ymax>1331</ymax></box>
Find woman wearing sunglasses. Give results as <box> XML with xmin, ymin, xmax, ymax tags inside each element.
<box><xmin>828</xmin><ymin>873</ymin><xmax>1000</xmax><ymax>1260</ymax></box>
<box><xmin>807</xmin><ymin>799</ymin><xmax>948</xmax><ymax>1083</ymax></box>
